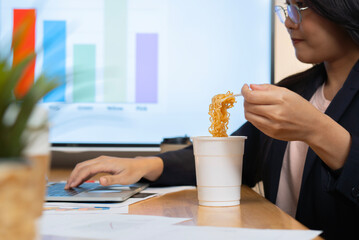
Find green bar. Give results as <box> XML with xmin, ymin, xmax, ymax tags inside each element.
<box><xmin>73</xmin><ymin>44</ymin><xmax>96</xmax><ymax>102</ymax></box>
<box><xmin>104</xmin><ymin>0</ymin><xmax>127</xmax><ymax>102</ymax></box>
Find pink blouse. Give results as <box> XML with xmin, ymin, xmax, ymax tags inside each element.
<box><xmin>276</xmin><ymin>84</ymin><xmax>331</xmax><ymax>217</ymax></box>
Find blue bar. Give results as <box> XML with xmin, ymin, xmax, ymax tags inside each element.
<box><xmin>43</xmin><ymin>20</ymin><xmax>66</xmax><ymax>102</ymax></box>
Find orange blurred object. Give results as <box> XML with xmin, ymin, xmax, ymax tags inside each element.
<box><xmin>12</xmin><ymin>9</ymin><xmax>36</xmax><ymax>99</ymax></box>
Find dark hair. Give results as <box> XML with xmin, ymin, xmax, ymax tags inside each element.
<box><xmin>276</xmin><ymin>63</ymin><xmax>326</xmax><ymax>96</ymax></box>
<box><xmin>304</xmin><ymin>0</ymin><xmax>359</xmax><ymax>45</ymax></box>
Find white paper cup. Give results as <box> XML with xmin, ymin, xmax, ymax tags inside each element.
<box><xmin>191</xmin><ymin>136</ymin><xmax>247</xmax><ymax>207</ymax></box>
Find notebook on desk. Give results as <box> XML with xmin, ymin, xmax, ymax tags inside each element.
<box><xmin>46</xmin><ymin>182</ymin><xmax>149</xmax><ymax>202</ymax></box>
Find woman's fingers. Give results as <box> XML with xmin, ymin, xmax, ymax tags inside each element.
<box><xmin>100</xmin><ymin>170</ymin><xmax>140</xmax><ymax>186</ymax></box>
<box><xmin>65</xmin><ymin>161</ymin><xmax>92</xmax><ymax>189</ymax></box>
<box><xmin>244</xmin><ymin>110</ymin><xmax>273</xmax><ymax>134</ymax></box>
<box><xmin>244</xmin><ymin>101</ymin><xmax>285</xmax><ymax>121</ymax></box>
<box><xmin>241</xmin><ymin>84</ymin><xmax>286</xmax><ymax>105</ymax></box>
<box><xmin>65</xmin><ymin>158</ymin><xmax>122</xmax><ymax>189</ymax></box>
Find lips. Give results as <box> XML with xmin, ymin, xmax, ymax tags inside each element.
<box><xmin>291</xmin><ymin>38</ymin><xmax>304</xmax><ymax>44</ymax></box>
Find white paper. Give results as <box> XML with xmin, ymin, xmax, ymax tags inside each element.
<box><xmin>40</xmin><ymin>214</ymin><xmax>190</xmax><ymax>240</ymax></box>
<box><xmin>142</xmin><ymin>186</ymin><xmax>196</xmax><ymax>195</ymax></box>
<box><xmin>138</xmin><ymin>225</ymin><xmax>322</xmax><ymax>240</ymax></box>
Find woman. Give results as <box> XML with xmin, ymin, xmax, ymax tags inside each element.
<box><xmin>65</xmin><ymin>0</ymin><xmax>359</xmax><ymax>238</ymax></box>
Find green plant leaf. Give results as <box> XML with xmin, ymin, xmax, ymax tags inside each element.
<box><xmin>4</xmin><ymin>75</ymin><xmax>60</xmax><ymax>156</ymax></box>
<box><xmin>0</xmin><ymin>53</ymin><xmax>36</xmax><ymax>119</ymax></box>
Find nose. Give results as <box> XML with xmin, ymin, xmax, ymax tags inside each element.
<box><xmin>284</xmin><ymin>16</ymin><xmax>299</xmax><ymax>30</ymax></box>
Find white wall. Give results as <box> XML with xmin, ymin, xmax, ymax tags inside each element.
<box><xmin>274</xmin><ymin>0</ymin><xmax>311</xmax><ymax>83</ymax></box>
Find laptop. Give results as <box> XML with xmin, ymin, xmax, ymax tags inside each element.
<box><xmin>46</xmin><ymin>182</ymin><xmax>149</xmax><ymax>202</ymax></box>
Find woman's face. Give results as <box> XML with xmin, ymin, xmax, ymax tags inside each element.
<box><xmin>285</xmin><ymin>0</ymin><xmax>355</xmax><ymax>64</ymax></box>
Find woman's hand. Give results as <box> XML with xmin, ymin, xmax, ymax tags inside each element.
<box><xmin>241</xmin><ymin>83</ymin><xmax>324</xmax><ymax>143</ymax></box>
<box><xmin>241</xmin><ymin>83</ymin><xmax>351</xmax><ymax>170</ymax></box>
<box><xmin>64</xmin><ymin>156</ymin><xmax>164</xmax><ymax>189</ymax></box>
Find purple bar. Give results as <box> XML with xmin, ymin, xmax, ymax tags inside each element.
<box><xmin>136</xmin><ymin>33</ymin><xmax>158</xmax><ymax>103</ymax></box>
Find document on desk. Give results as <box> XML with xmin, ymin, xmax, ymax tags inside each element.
<box><xmin>143</xmin><ymin>226</ymin><xmax>322</xmax><ymax>240</ymax></box>
<box><xmin>142</xmin><ymin>186</ymin><xmax>196</xmax><ymax>195</ymax></box>
<box><xmin>40</xmin><ymin>214</ymin><xmax>190</xmax><ymax>240</ymax></box>
<box><xmin>43</xmin><ymin>205</ymin><xmax>129</xmax><ymax>215</ymax></box>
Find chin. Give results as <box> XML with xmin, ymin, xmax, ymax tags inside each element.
<box><xmin>295</xmin><ymin>51</ymin><xmax>321</xmax><ymax>64</ymax></box>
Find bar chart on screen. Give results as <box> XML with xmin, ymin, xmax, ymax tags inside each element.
<box><xmin>0</xmin><ymin>0</ymin><xmax>167</xmax><ymax>107</ymax></box>
<box><xmin>0</xmin><ymin>0</ymin><xmax>271</xmax><ymax>144</ymax></box>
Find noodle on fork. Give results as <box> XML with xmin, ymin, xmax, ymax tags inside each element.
<box><xmin>208</xmin><ymin>91</ymin><xmax>236</xmax><ymax>137</ymax></box>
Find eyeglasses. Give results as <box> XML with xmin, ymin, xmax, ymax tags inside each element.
<box><xmin>274</xmin><ymin>4</ymin><xmax>309</xmax><ymax>24</ymax></box>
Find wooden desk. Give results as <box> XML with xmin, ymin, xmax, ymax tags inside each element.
<box><xmin>48</xmin><ymin>169</ymin><xmax>322</xmax><ymax>239</ymax></box>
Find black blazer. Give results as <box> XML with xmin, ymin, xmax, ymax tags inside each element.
<box><xmin>153</xmin><ymin>60</ymin><xmax>359</xmax><ymax>239</ymax></box>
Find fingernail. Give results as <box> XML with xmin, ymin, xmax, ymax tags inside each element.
<box><xmin>100</xmin><ymin>177</ymin><xmax>107</xmax><ymax>185</ymax></box>
<box><xmin>250</xmin><ymin>84</ymin><xmax>267</xmax><ymax>89</ymax></box>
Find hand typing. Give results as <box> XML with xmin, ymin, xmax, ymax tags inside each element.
<box><xmin>65</xmin><ymin>156</ymin><xmax>164</xmax><ymax>189</ymax></box>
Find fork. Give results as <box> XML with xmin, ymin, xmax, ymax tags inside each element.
<box><xmin>221</xmin><ymin>93</ymin><xmax>242</xmax><ymax>102</ymax></box>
